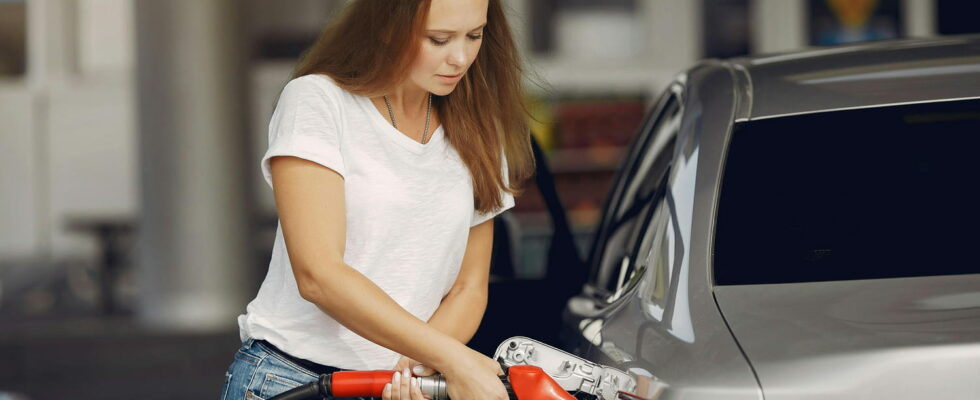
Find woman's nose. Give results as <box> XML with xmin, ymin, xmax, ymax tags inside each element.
<box><xmin>447</xmin><ymin>44</ymin><xmax>468</xmax><ymax>67</ymax></box>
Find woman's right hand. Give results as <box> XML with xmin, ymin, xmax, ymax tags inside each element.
<box><xmin>442</xmin><ymin>347</ymin><xmax>509</xmax><ymax>400</ymax></box>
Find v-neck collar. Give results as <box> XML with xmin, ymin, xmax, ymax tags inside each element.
<box><xmin>357</xmin><ymin>94</ymin><xmax>444</xmax><ymax>154</ymax></box>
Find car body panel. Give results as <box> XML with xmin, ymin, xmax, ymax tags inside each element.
<box><xmin>561</xmin><ymin>35</ymin><xmax>980</xmax><ymax>400</ymax></box>
<box><xmin>563</xmin><ymin>62</ymin><xmax>761</xmax><ymax>400</ymax></box>
<box><xmin>714</xmin><ymin>274</ymin><xmax>980</xmax><ymax>400</ymax></box>
<box><xmin>731</xmin><ymin>35</ymin><xmax>980</xmax><ymax>120</ymax></box>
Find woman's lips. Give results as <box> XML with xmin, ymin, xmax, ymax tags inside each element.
<box><xmin>437</xmin><ymin>73</ymin><xmax>462</xmax><ymax>83</ymax></box>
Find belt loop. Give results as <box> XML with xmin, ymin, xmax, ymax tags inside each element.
<box><xmin>243</xmin><ymin>338</ymin><xmax>255</xmax><ymax>348</ymax></box>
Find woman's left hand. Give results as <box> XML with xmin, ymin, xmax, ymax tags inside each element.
<box><xmin>393</xmin><ymin>356</ymin><xmax>436</xmax><ymax>378</ymax></box>
<box><xmin>383</xmin><ymin>356</ymin><xmax>436</xmax><ymax>400</ymax></box>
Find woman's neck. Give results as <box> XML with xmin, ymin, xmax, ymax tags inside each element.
<box><xmin>384</xmin><ymin>83</ymin><xmax>430</xmax><ymax>118</ymax></box>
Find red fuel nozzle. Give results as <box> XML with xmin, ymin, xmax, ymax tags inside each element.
<box><xmin>329</xmin><ymin>370</ymin><xmax>395</xmax><ymax>397</ymax></box>
<box><xmin>268</xmin><ymin>365</ymin><xmax>575</xmax><ymax>400</ymax></box>
<box><xmin>328</xmin><ymin>370</ymin><xmax>449</xmax><ymax>399</ymax></box>
<box><xmin>508</xmin><ymin>365</ymin><xmax>577</xmax><ymax>400</ymax></box>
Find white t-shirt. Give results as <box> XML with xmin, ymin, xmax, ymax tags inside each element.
<box><xmin>237</xmin><ymin>74</ymin><xmax>514</xmax><ymax>370</ymax></box>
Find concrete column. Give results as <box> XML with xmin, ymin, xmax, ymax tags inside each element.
<box><xmin>27</xmin><ymin>0</ymin><xmax>76</xmax><ymax>81</ymax></box>
<box><xmin>76</xmin><ymin>0</ymin><xmax>134</xmax><ymax>75</ymax></box>
<box><xmin>903</xmin><ymin>0</ymin><xmax>937</xmax><ymax>38</ymax></box>
<box><xmin>0</xmin><ymin>0</ymin><xmax>47</xmax><ymax>260</ymax></box>
<box><xmin>21</xmin><ymin>0</ymin><xmax>79</xmax><ymax>260</ymax></box>
<box><xmin>751</xmin><ymin>0</ymin><xmax>807</xmax><ymax>54</ymax></box>
<box><xmin>640</xmin><ymin>0</ymin><xmax>701</xmax><ymax>92</ymax></box>
<box><xmin>642</xmin><ymin>0</ymin><xmax>701</xmax><ymax>68</ymax></box>
<box><xmin>134</xmin><ymin>0</ymin><xmax>251</xmax><ymax>331</ymax></box>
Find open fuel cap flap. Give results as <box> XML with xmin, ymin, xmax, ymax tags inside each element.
<box><xmin>493</xmin><ymin>336</ymin><xmax>637</xmax><ymax>400</ymax></box>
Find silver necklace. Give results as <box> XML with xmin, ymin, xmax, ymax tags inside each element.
<box><xmin>383</xmin><ymin>93</ymin><xmax>433</xmax><ymax>144</ymax></box>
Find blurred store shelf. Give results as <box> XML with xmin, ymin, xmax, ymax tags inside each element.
<box><xmin>547</xmin><ymin>146</ymin><xmax>627</xmax><ymax>173</ymax></box>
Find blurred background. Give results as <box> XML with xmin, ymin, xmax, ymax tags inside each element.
<box><xmin>0</xmin><ymin>0</ymin><xmax>976</xmax><ymax>398</ymax></box>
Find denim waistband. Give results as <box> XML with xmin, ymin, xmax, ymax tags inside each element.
<box><xmin>254</xmin><ymin>339</ymin><xmax>347</xmax><ymax>376</ymax></box>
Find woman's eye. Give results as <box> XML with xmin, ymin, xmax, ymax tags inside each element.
<box><xmin>429</xmin><ymin>37</ymin><xmax>449</xmax><ymax>46</ymax></box>
<box><xmin>467</xmin><ymin>34</ymin><xmax>483</xmax><ymax>41</ymax></box>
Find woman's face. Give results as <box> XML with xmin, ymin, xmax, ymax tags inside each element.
<box><xmin>408</xmin><ymin>0</ymin><xmax>489</xmax><ymax>96</ymax></box>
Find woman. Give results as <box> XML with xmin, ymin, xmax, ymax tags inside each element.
<box><xmin>219</xmin><ymin>0</ymin><xmax>534</xmax><ymax>399</ymax></box>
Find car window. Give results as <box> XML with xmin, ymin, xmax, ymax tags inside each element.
<box><xmin>715</xmin><ymin>98</ymin><xmax>980</xmax><ymax>285</ymax></box>
<box><xmin>634</xmin><ymin>198</ymin><xmax>673</xmax><ymax>316</ymax></box>
<box><xmin>589</xmin><ymin>94</ymin><xmax>682</xmax><ymax>300</ymax></box>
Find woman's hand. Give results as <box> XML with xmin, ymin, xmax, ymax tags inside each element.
<box><xmin>392</xmin><ymin>356</ymin><xmax>436</xmax><ymax>378</ymax></box>
<box><xmin>442</xmin><ymin>347</ymin><xmax>508</xmax><ymax>400</ymax></box>
<box><xmin>383</xmin><ymin>356</ymin><xmax>436</xmax><ymax>400</ymax></box>
<box><xmin>383</xmin><ymin>367</ymin><xmax>430</xmax><ymax>400</ymax></box>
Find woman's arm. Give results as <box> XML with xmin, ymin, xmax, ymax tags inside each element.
<box><xmin>269</xmin><ymin>156</ymin><xmax>496</xmax><ymax>384</ymax></box>
<box><xmin>425</xmin><ymin>219</ymin><xmax>494</xmax><ymax>344</ymax></box>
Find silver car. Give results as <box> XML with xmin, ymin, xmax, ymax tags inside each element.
<box><xmin>559</xmin><ymin>35</ymin><xmax>980</xmax><ymax>400</ymax></box>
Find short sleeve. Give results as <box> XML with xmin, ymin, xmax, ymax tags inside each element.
<box><xmin>260</xmin><ymin>75</ymin><xmax>346</xmax><ymax>189</ymax></box>
<box><xmin>471</xmin><ymin>151</ymin><xmax>516</xmax><ymax>227</ymax></box>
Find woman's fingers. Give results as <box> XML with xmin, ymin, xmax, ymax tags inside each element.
<box><xmin>387</xmin><ymin>363</ymin><xmax>432</xmax><ymax>400</ymax></box>
<box><xmin>400</xmin><ymin>368</ymin><xmax>412</xmax><ymax>400</ymax></box>
<box><xmin>394</xmin><ymin>357</ymin><xmax>411</xmax><ymax>372</ymax></box>
<box><xmin>412</xmin><ymin>363</ymin><xmax>436</xmax><ymax>376</ymax></box>
<box><xmin>393</xmin><ymin>370</ymin><xmax>402</xmax><ymax>400</ymax></box>
<box><xmin>411</xmin><ymin>375</ymin><xmax>429</xmax><ymax>400</ymax></box>
<box><xmin>386</xmin><ymin>370</ymin><xmax>411</xmax><ymax>400</ymax></box>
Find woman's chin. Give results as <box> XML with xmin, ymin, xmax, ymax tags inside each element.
<box><xmin>430</xmin><ymin>86</ymin><xmax>456</xmax><ymax>96</ymax></box>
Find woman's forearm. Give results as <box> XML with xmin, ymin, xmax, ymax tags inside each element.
<box><xmin>426</xmin><ymin>285</ymin><xmax>489</xmax><ymax>344</ymax></box>
<box><xmin>297</xmin><ymin>260</ymin><xmax>468</xmax><ymax>374</ymax></box>
<box><xmin>425</xmin><ymin>219</ymin><xmax>495</xmax><ymax>345</ymax></box>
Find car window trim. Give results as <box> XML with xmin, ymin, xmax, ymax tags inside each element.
<box><xmin>586</xmin><ymin>83</ymin><xmax>685</xmax><ymax>299</ymax></box>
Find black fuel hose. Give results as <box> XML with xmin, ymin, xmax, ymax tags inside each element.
<box><xmin>268</xmin><ymin>374</ymin><xmax>331</xmax><ymax>400</ymax></box>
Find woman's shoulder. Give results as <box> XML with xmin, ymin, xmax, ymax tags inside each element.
<box><xmin>276</xmin><ymin>74</ymin><xmax>363</xmax><ymax>124</ymax></box>
<box><xmin>283</xmin><ymin>73</ymin><xmax>353</xmax><ymax>103</ymax></box>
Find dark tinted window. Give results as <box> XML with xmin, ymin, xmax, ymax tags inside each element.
<box><xmin>715</xmin><ymin>99</ymin><xmax>980</xmax><ymax>285</ymax></box>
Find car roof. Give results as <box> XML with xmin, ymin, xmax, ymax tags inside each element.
<box><xmin>727</xmin><ymin>34</ymin><xmax>980</xmax><ymax>121</ymax></box>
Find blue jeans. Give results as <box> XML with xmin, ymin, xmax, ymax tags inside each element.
<box><xmin>220</xmin><ymin>338</ymin><xmax>373</xmax><ymax>400</ymax></box>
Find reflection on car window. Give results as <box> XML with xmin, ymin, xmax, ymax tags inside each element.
<box><xmin>592</xmin><ymin>96</ymin><xmax>681</xmax><ymax>299</ymax></box>
<box><xmin>715</xmin><ymin>99</ymin><xmax>980</xmax><ymax>285</ymax></box>
<box><xmin>617</xmin><ymin>102</ymin><xmax>681</xmax><ymax>220</ymax></box>
<box><xmin>635</xmin><ymin>198</ymin><xmax>673</xmax><ymax>318</ymax></box>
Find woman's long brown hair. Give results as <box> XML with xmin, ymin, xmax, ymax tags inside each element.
<box><xmin>291</xmin><ymin>0</ymin><xmax>533</xmax><ymax>213</ymax></box>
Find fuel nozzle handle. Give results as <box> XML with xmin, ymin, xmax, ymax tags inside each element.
<box><xmin>269</xmin><ymin>365</ymin><xmax>568</xmax><ymax>400</ymax></box>
<box><xmin>416</xmin><ymin>374</ymin><xmax>515</xmax><ymax>400</ymax></box>
<box><xmin>266</xmin><ymin>370</ymin><xmax>451</xmax><ymax>400</ymax></box>
<box><xmin>328</xmin><ymin>370</ymin><xmax>512</xmax><ymax>400</ymax></box>
<box><xmin>393</xmin><ymin>367</ymin><xmax>566</xmax><ymax>400</ymax></box>
<box><xmin>417</xmin><ymin>374</ymin><xmax>448</xmax><ymax>399</ymax></box>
